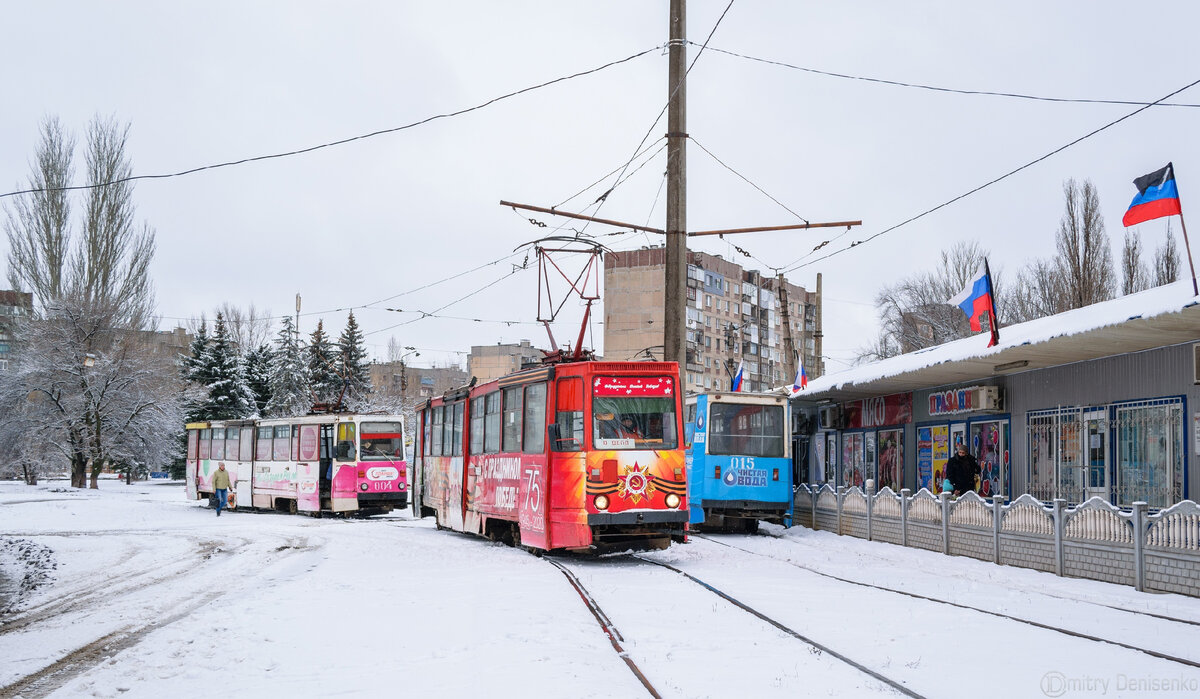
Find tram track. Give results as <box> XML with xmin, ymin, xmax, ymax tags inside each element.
<box><xmin>547</xmin><ymin>553</ymin><xmax>923</xmax><ymax>698</ymax></box>
<box><xmin>695</xmin><ymin>532</ymin><xmax>1200</xmax><ymax>671</ymax></box>
<box><xmin>752</xmin><ymin>528</ymin><xmax>1200</xmax><ymax>628</ymax></box>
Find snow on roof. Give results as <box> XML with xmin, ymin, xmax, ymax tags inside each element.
<box><xmin>793</xmin><ymin>280</ymin><xmax>1199</xmax><ymax>399</ymax></box>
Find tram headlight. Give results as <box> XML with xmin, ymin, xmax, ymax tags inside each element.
<box><xmin>360</xmin><ymin>483</ymin><xmax>369</xmax><ymax>492</ymax></box>
<box><xmin>665</xmin><ymin>493</ymin><xmax>681</xmax><ymax>509</ymax></box>
<box><xmin>594</xmin><ymin>494</ymin><xmax>610</xmax><ymax>511</ymax></box>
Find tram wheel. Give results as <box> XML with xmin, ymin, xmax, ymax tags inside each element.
<box><xmin>288</xmin><ymin>499</ymin><xmax>298</xmax><ymax>515</ymax></box>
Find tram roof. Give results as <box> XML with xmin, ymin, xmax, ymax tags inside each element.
<box><xmin>790</xmin><ymin>279</ymin><xmax>1200</xmax><ymax>404</ymax></box>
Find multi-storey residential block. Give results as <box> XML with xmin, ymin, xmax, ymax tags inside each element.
<box><xmin>603</xmin><ymin>247</ymin><xmax>822</xmax><ymax>393</ymax></box>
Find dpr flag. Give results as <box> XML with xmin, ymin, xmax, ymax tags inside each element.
<box><xmin>1123</xmin><ymin>162</ymin><xmax>1182</xmax><ymax>227</ymax></box>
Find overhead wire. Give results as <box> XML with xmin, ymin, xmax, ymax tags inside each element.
<box><xmin>783</xmin><ymin>75</ymin><xmax>1200</xmax><ymax>274</ymax></box>
<box><xmin>695</xmin><ymin>43</ymin><xmax>1200</xmax><ymax>109</ymax></box>
<box><xmin>0</xmin><ymin>47</ymin><xmax>663</xmax><ymax>201</ymax></box>
<box><xmin>690</xmin><ymin>136</ymin><xmax>809</xmax><ymax>225</ymax></box>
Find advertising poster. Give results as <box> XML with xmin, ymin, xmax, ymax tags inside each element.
<box><xmin>932</xmin><ymin>425</ymin><xmax>950</xmax><ymax>494</ymax></box>
<box><xmin>878</xmin><ymin>429</ymin><xmax>903</xmax><ymax>491</ymax></box>
<box><xmin>917</xmin><ymin>427</ymin><xmax>932</xmax><ymax>491</ymax></box>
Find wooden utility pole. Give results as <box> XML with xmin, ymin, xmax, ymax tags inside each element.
<box><xmin>777</xmin><ymin>273</ymin><xmax>797</xmax><ymax>388</ymax></box>
<box><xmin>665</xmin><ymin>0</ymin><xmax>688</xmax><ymax>387</ymax></box>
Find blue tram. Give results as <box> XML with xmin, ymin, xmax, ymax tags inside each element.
<box><xmin>684</xmin><ymin>392</ymin><xmax>792</xmax><ymax>532</ymax></box>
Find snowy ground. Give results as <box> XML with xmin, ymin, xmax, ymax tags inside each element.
<box><xmin>2</xmin><ymin>480</ymin><xmax>1199</xmax><ymax>698</ymax></box>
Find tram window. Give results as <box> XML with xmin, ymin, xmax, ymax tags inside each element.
<box><xmin>198</xmin><ymin>428</ymin><xmax>212</xmax><ymax>460</ymax></box>
<box><xmin>523</xmin><ymin>383</ymin><xmax>547</xmax><ymax>453</ymax></box>
<box><xmin>274</xmin><ymin>425</ymin><xmax>291</xmax><ymax>461</ymax></box>
<box><xmin>336</xmin><ymin>423</ymin><xmax>357</xmax><ymax>461</ymax></box>
<box><xmin>256</xmin><ymin>426</ymin><xmax>273</xmax><ymax>461</ymax></box>
<box><xmin>484</xmin><ymin>392</ymin><xmax>501</xmax><ymax>454</ymax></box>
<box><xmin>291</xmin><ymin>425</ymin><xmax>300</xmax><ymax>461</ymax></box>
<box><xmin>431</xmin><ymin>406</ymin><xmax>444</xmax><ymax>456</ymax></box>
<box><xmin>212</xmin><ymin>430</ymin><xmax>225</xmax><ymax>460</ymax></box>
<box><xmin>552</xmin><ymin>377</ymin><xmax>584</xmax><ymax>452</ymax></box>
<box><xmin>226</xmin><ymin>427</ymin><xmax>241</xmax><ymax>460</ymax></box>
<box><xmin>187</xmin><ymin>430</ymin><xmax>199</xmax><ymax>460</ymax></box>
<box><xmin>427</xmin><ymin>408</ymin><xmax>436</xmax><ymax>456</ymax></box>
<box><xmin>503</xmin><ymin>386</ymin><xmax>523</xmax><ymax>452</ymax></box>
<box><xmin>361</xmin><ymin>421</ymin><xmax>403</xmax><ymax>460</ymax></box>
<box><xmin>469</xmin><ymin>396</ymin><xmax>485</xmax><ymax>454</ymax></box>
<box><xmin>452</xmin><ymin>402</ymin><xmax>464</xmax><ymax>456</ymax></box>
<box><xmin>708</xmin><ymin>403</ymin><xmax>785</xmax><ymax>457</ymax></box>
<box><xmin>593</xmin><ymin>397</ymin><xmax>678</xmax><ymax>450</ymax></box>
<box><xmin>240</xmin><ymin>428</ymin><xmax>254</xmax><ymax>463</ymax></box>
<box><xmin>441</xmin><ymin>405</ymin><xmax>454</xmax><ymax>456</ymax></box>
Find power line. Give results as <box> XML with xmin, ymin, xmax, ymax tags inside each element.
<box><xmin>690</xmin><ymin>135</ymin><xmax>809</xmax><ymax>225</ymax></box>
<box><xmin>784</xmin><ymin>75</ymin><xmax>1200</xmax><ymax>274</ymax></box>
<box><xmin>696</xmin><ymin>43</ymin><xmax>1200</xmax><ymax>109</ymax></box>
<box><xmin>0</xmin><ymin>47</ymin><xmax>662</xmax><ymax>201</ymax></box>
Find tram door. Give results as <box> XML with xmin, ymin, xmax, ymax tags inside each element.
<box><xmin>1084</xmin><ymin>408</ymin><xmax>1109</xmax><ymax>501</ymax></box>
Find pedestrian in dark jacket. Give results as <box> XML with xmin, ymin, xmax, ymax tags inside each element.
<box><xmin>946</xmin><ymin>443</ymin><xmax>980</xmax><ymax>496</ymax></box>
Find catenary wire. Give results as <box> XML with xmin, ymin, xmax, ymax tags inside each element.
<box><xmin>783</xmin><ymin>75</ymin><xmax>1200</xmax><ymax>274</ymax></box>
<box><xmin>690</xmin><ymin>136</ymin><xmax>809</xmax><ymax>225</ymax></box>
<box><xmin>0</xmin><ymin>47</ymin><xmax>662</xmax><ymax>201</ymax></box>
<box><xmin>696</xmin><ymin>43</ymin><xmax>1200</xmax><ymax>109</ymax></box>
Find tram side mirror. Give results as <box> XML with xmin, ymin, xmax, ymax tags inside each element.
<box><xmin>335</xmin><ymin>441</ymin><xmax>356</xmax><ymax>461</ymax></box>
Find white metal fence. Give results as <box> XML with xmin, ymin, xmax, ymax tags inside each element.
<box><xmin>795</xmin><ymin>483</ymin><xmax>1200</xmax><ymax>598</ymax></box>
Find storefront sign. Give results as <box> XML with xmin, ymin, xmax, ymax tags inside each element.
<box><xmin>928</xmin><ymin>385</ymin><xmax>1001</xmax><ymax>416</ymax></box>
<box><xmin>843</xmin><ymin>393</ymin><xmax>913</xmax><ymax>429</ymax></box>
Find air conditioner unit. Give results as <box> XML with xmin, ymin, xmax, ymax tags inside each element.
<box><xmin>817</xmin><ymin>405</ymin><xmax>842</xmax><ymax>430</ymax></box>
<box><xmin>977</xmin><ymin>386</ymin><xmax>1002</xmax><ymax>411</ymax></box>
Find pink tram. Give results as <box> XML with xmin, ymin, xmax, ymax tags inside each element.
<box><xmin>415</xmin><ymin>361</ymin><xmax>689</xmax><ymax>552</ymax></box>
<box><xmin>185</xmin><ymin>413</ymin><xmax>408</xmax><ymax>516</ymax></box>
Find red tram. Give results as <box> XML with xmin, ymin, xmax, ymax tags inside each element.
<box><xmin>415</xmin><ymin>361</ymin><xmax>688</xmax><ymax>552</ymax></box>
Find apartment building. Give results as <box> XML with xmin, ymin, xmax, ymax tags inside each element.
<box><xmin>603</xmin><ymin>247</ymin><xmax>822</xmax><ymax>393</ymax></box>
<box><xmin>468</xmin><ymin>340</ymin><xmax>546</xmax><ymax>383</ymax></box>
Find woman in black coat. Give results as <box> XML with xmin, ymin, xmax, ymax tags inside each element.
<box><xmin>946</xmin><ymin>443</ymin><xmax>980</xmax><ymax>496</ymax></box>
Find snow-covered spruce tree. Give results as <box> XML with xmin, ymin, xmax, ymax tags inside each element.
<box><xmin>204</xmin><ymin>312</ymin><xmax>256</xmax><ymax>419</ymax></box>
<box><xmin>181</xmin><ymin>318</ymin><xmax>212</xmax><ymax>422</ymax></box>
<box><xmin>244</xmin><ymin>342</ymin><xmax>274</xmax><ymax>417</ymax></box>
<box><xmin>338</xmin><ymin>311</ymin><xmax>371</xmax><ymax>407</ymax></box>
<box><xmin>307</xmin><ymin>320</ymin><xmax>342</xmax><ymax>407</ymax></box>
<box><xmin>266</xmin><ymin>316</ymin><xmax>311</xmax><ymax>417</ymax></box>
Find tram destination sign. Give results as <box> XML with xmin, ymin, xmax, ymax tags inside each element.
<box><xmin>593</xmin><ymin>376</ymin><xmax>675</xmax><ymax>397</ymax></box>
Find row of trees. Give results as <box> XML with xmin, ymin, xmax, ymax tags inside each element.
<box><xmin>862</xmin><ymin>178</ymin><xmax>1182</xmax><ymax>361</ymax></box>
<box><xmin>0</xmin><ymin>116</ymin><xmax>188</xmax><ymax>487</ymax></box>
<box><xmin>181</xmin><ymin>310</ymin><xmax>375</xmax><ymax>423</ymax></box>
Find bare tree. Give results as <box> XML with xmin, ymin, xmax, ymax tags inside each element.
<box><xmin>217</xmin><ymin>302</ymin><xmax>274</xmax><ymax>353</ymax></box>
<box><xmin>5</xmin><ymin>116</ymin><xmax>74</xmax><ymax>302</ymax></box>
<box><xmin>1</xmin><ymin>114</ymin><xmax>171</xmax><ymax>488</ymax></box>
<box><xmin>1121</xmin><ymin>230</ymin><xmax>1150</xmax><ymax>295</ymax></box>
<box><xmin>1154</xmin><ymin>221</ymin><xmax>1181</xmax><ymax>286</ymax></box>
<box><xmin>1055</xmin><ymin>178</ymin><xmax>1115</xmax><ymax>309</ymax></box>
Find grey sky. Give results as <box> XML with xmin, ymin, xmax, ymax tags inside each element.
<box><xmin>2</xmin><ymin>1</ymin><xmax>1197</xmax><ymax>370</ymax></box>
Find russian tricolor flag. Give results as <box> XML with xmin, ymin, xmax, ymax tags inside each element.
<box><xmin>948</xmin><ymin>260</ymin><xmax>999</xmax><ymax>347</ymax></box>
<box><xmin>1123</xmin><ymin>163</ymin><xmax>1182</xmax><ymax>227</ymax></box>
<box><xmin>791</xmin><ymin>356</ymin><xmax>807</xmax><ymax>393</ymax></box>
<box><xmin>731</xmin><ymin>360</ymin><xmax>745</xmax><ymax>392</ymax></box>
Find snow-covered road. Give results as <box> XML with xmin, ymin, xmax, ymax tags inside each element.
<box><xmin>2</xmin><ymin>480</ymin><xmax>1199</xmax><ymax>698</ymax></box>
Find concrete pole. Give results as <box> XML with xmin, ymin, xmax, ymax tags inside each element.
<box><xmin>814</xmin><ymin>272</ymin><xmax>824</xmax><ymax>377</ymax></box>
<box><xmin>664</xmin><ymin>0</ymin><xmax>688</xmax><ymax>392</ymax></box>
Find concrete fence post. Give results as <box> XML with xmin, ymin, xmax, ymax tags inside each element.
<box><xmin>1132</xmin><ymin>501</ymin><xmax>1147</xmax><ymax>593</ymax></box>
<box><xmin>1053</xmin><ymin>499</ymin><xmax>1067</xmax><ymax>578</ymax></box>
<box><xmin>941</xmin><ymin>492</ymin><xmax>952</xmax><ymax>555</ymax></box>
<box><xmin>836</xmin><ymin>486</ymin><xmax>846</xmax><ymax>536</ymax></box>
<box><xmin>992</xmin><ymin>495</ymin><xmax>1006</xmax><ymax>564</ymax></box>
<box><xmin>866</xmin><ymin>479</ymin><xmax>875</xmax><ymax>542</ymax></box>
<box><xmin>900</xmin><ymin>488</ymin><xmax>911</xmax><ymax>547</ymax></box>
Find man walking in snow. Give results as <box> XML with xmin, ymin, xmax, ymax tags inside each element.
<box><xmin>946</xmin><ymin>443</ymin><xmax>979</xmax><ymax>497</ymax></box>
<box><xmin>213</xmin><ymin>463</ymin><xmax>231</xmax><ymax>516</ymax></box>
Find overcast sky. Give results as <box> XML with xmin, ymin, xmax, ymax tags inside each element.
<box><xmin>2</xmin><ymin>1</ymin><xmax>1198</xmax><ymax>371</ymax></box>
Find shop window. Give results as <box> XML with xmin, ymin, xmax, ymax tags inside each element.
<box><xmin>1114</xmin><ymin>399</ymin><xmax>1183</xmax><ymax>508</ymax></box>
<box><xmin>876</xmin><ymin>429</ymin><xmax>904</xmax><ymax>492</ymax></box>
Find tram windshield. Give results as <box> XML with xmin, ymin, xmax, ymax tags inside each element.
<box><xmin>360</xmin><ymin>421</ymin><xmax>404</xmax><ymax>460</ymax></box>
<box><xmin>708</xmin><ymin>403</ymin><xmax>785</xmax><ymax>457</ymax></box>
<box><xmin>593</xmin><ymin>397</ymin><xmax>678</xmax><ymax>450</ymax></box>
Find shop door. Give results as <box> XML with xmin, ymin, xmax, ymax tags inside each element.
<box><xmin>1084</xmin><ymin>408</ymin><xmax>1109</xmax><ymax>501</ymax></box>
